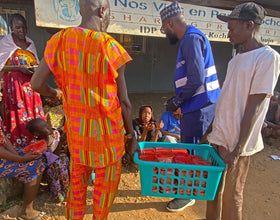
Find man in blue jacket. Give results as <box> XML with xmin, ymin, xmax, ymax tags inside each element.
<box><xmin>160</xmin><ymin>1</ymin><xmax>220</xmax><ymax>212</ymax></box>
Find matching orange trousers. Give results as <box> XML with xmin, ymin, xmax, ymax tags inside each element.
<box><xmin>66</xmin><ymin>159</ymin><xmax>122</xmax><ymax>220</ymax></box>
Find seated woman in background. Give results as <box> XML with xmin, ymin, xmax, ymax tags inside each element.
<box><xmin>266</xmin><ymin>94</ymin><xmax>280</xmax><ymax>125</ymax></box>
<box><xmin>133</xmin><ymin>105</ymin><xmax>163</xmax><ymax>142</ymax></box>
<box><xmin>262</xmin><ymin>94</ymin><xmax>280</xmax><ymax>138</ymax></box>
<box><xmin>0</xmin><ymin>116</ymin><xmax>47</xmax><ymax>220</ymax></box>
<box><xmin>27</xmin><ymin>118</ymin><xmax>70</xmax><ymax>203</ymax></box>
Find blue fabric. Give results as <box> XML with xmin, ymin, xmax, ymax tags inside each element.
<box><xmin>174</xmin><ymin>25</ymin><xmax>220</xmax><ymax>114</ymax></box>
<box><xmin>0</xmin><ymin>148</ymin><xmax>46</xmax><ymax>183</ymax></box>
<box><xmin>159</xmin><ymin>111</ymin><xmax>180</xmax><ymax>135</ymax></box>
<box><xmin>180</xmin><ymin>103</ymin><xmax>216</xmax><ymax>143</ymax></box>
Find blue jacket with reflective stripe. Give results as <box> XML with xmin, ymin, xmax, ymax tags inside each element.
<box><xmin>174</xmin><ymin>25</ymin><xmax>220</xmax><ymax>114</ymax></box>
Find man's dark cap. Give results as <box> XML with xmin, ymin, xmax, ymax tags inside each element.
<box><xmin>217</xmin><ymin>2</ymin><xmax>267</xmax><ymax>25</ymax></box>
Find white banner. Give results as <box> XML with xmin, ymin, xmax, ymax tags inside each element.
<box><xmin>34</xmin><ymin>0</ymin><xmax>81</xmax><ymax>27</ymax></box>
<box><xmin>34</xmin><ymin>0</ymin><xmax>280</xmax><ymax>45</ymax></box>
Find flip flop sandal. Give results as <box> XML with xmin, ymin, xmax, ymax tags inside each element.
<box><xmin>17</xmin><ymin>211</ymin><xmax>47</xmax><ymax>220</ymax></box>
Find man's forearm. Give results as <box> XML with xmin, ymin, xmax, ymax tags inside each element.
<box><xmin>32</xmin><ymin>82</ymin><xmax>58</xmax><ymax>98</ymax></box>
<box><xmin>120</xmin><ymin>100</ymin><xmax>134</xmax><ymax>134</ymax></box>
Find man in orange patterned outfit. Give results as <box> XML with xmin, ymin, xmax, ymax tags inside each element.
<box><xmin>31</xmin><ymin>0</ymin><xmax>139</xmax><ymax>219</ymax></box>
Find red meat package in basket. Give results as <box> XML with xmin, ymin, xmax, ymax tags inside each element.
<box><xmin>24</xmin><ymin>140</ymin><xmax>47</xmax><ymax>154</ymax></box>
<box><xmin>140</xmin><ymin>148</ymin><xmax>158</xmax><ymax>162</ymax></box>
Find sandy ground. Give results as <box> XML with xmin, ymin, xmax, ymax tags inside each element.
<box><xmin>1</xmin><ymin>93</ymin><xmax>280</xmax><ymax>220</ymax></box>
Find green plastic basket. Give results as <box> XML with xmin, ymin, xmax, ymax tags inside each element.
<box><xmin>134</xmin><ymin>142</ymin><xmax>226</xmax><ymax>200</ymax></box>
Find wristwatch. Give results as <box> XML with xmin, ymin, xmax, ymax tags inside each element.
<box><xmin>125</xmin><ymin>132</ymin><xmax>135</xmax><ymax>139</ymax></box>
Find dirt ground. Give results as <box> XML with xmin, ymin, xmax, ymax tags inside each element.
<box><xmin>1</xmin><ymin>93</ymin><xmax>280</xmax><ymax>220</ymax></box>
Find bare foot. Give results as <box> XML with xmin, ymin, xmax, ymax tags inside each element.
<box><xmin>18</xmin><ymin>210</ymin><xmax>49</xmax><ymax>220</ymax></box>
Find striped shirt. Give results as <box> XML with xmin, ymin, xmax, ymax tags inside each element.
<box><xmin>44</xmin><ymin>27</ymin><xmax>132</xmax><ymax>167</ymax></box>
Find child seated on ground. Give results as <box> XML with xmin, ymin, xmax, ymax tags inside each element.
<box><xmin>133</xmin><ymin>105</ymin><xmax>164</xmax><ymax>142</ymax></box>
<box><xmin>122</xmin><ymin>105</ymin><xmax>164</xmax><ymax>166</ymax></box>
<box><xmin>262</xmin><ymin>121</ymin><xmax>280</xmax><ymax>138</ymax></box>
<box><xmin>26</xmin><ymin>118</ymin><xmax>70</xmax><ymax>203</ymax></box>
<box><xmin>159</xmin><ymin>108</ymin><xmax>181</xmax><ymax>143</ymax></box>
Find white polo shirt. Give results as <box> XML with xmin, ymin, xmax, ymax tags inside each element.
<box><xmin>208</xmin><ymin>46</ymin><xmax>280</xmax><ymax>156</ymax></box>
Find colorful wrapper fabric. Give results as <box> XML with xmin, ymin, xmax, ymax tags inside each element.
<box><xmin>44</xmin><ymin>27</ymin><xmax>132</xmax><ymax>219</ymax></box>
<box><xmin>44</xmin><ymin>27</ymin><xmax>132</xmax><ymax>168</ymax></box>
<box><xmin>0</xmin><ymin>117</ymin><xmax>46</xmax><ymax>183</ymax></box>
<box><xmin>66</xmin><ymin>159</ymin><xmax>122</xmax><ymax>220</ymax></box>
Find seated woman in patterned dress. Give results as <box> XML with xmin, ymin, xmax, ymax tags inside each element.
<box><xmin>0</xmin><ymin>116</ymin><xmax>47</xmax><ymax>220</ymax></box>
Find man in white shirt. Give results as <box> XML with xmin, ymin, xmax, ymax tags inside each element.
<box><xmin>203</xmin><ymin>2</ymin><xmax>280</xmax><ymax>220</ymax></box>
